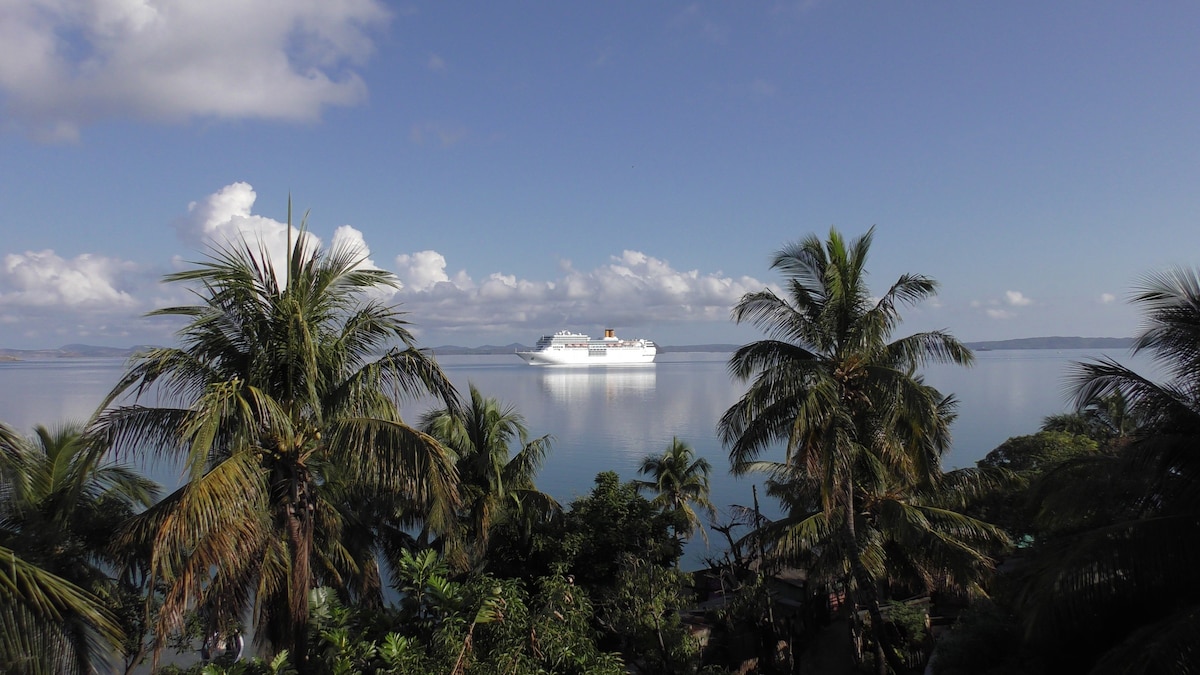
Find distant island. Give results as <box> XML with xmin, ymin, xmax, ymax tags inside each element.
<box><xmin>963</xmin><ymin>336</ymin><xmax>1134</xmax><ymax>351</ymax></box>
<box><xmin>0</xmin><ymin>344</ymin><xmax>156</xmax><ymax>361</ymax></box>
<box><xmin>0</xmin><ymin>336</ymin><xmax>1135</xmax><ymax>361</ymax></box>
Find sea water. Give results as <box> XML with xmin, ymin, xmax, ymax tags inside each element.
<box><xmin>0</xmin><ymin>348</ymin><xmax>1153</xmax><ymax>567</ymax></box>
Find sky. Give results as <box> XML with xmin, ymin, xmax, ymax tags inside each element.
<box><xmin>1</xmin><ymin>1</ymin><xmax>1198</xmax><ymax>350</ymax></box>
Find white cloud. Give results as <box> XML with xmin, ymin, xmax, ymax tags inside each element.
<box><xmin>0</xmin><ymin>0</ymin><xmax>390</xmax><ymax>140</ymax></box>
<box><xmin>0</xmin><ymin>249</ymin><xmax>141</xmax><ymax>309</ymax></box>
<box><xmin>394</xmin><ymin>250</ymin><xmax>455</xmax><ymax>292</ymax></box>
<box><xmin>176</xmin><ymin>182</ymin><xmax>323</xmax><ymax>278</ymax></box>
<box><xmin>0</xmin><ymin>181</ymin><xmax>769</xmax><ymax>346</ymax></box>
<box><xmin>427</xmin><ymin>53</ymin><xmax>447</xmax><ymax>72</ymax></box>
<box><xmin>986</xmin><ymin>308</ymin><xmax>1016</xmax><ymax>320</ymax></box>
<box><xmin>1100</xmin><ymin>293</ymin><xmax>1116</xmax><ymax>304</ymax></box>
<box><xmin>1005</xmin><ymin>290</ymin><xmax>1033</xmax><ymax>307</ymax></box>
<box><xmin>389</xmin><ymin>248</ymin><xmax>765</xmax><ymax>336</ymax></box>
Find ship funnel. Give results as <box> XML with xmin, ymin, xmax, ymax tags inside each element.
<box><xmin>605</xmin><ymin>328</ymin><xmax>615</xmax><ymax>338</ymax></box>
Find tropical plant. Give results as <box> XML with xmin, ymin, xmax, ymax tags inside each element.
<box><xmin>0</xmin><ymin>543</ymin><xmax>125</xmax><ymax>675</ymax></box>
<box><xmin>634</xmin><ymin>437</ymin><xmax>715</xmax><ymax>545</ymax></box>
<box><xmin>0</xmin><ymin>420</ymin><xmax>156</xmax><ymax>673</ymax></box>
<box><xmin>561</xmin><ymin>471</ymin><xmax>683</xmax><ymax>590</ymax></box>
<box><xmin>970</xmin><ymin>431</ymin><xmax>1098</xmax><ymax>542</ymax></box>
<box><xmin>93</xmin><ymin>215</ymin><xmax>462</xmax><ymax>670</ymax></box>
<box><xmin>596</xmin><ymin>554</ymin><xmax>701</xmax><ymax>674</ymax></box>
<box><xmin>1040</xmin><ymin>390</ymin><xmax>1140</xmax><ymax>447</ymax></box>
<box><xmin>1011</xmin><ymin>268</ymin><xmax>1200</xmax><ymax>672</ymax></box>
<box><xmin>419</xmin><ymin>383</ymin><xmax>559</xmax><ymax>568</ymax></box>
<box><xmin>718</xmin><ymin>227</ymin><xmax>986</xmax><ymax>673</ymax></box>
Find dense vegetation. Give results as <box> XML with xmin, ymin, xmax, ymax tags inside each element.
<box><xmin>2</xmin><ymin>221</ymin><xmax>1197</xmax><ymax>674</ymax></box>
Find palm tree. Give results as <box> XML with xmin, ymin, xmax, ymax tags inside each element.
<box><xmin>755</xmin><ymin>392</ymin><xmax>1006</xmax><ymax>588</ymax></box>
<box><xmin>1040</xmin><ymin>389</ymin><xmax>1140</xmax><ymax>447</ymax></box>
<box><xmin>634</xmin><ymin>437</ymin><xmax>715</xmax><ymax>545</ymax></box>
<box><xmin>419</xmin><ymin>383</ymin><xmax>559</xmax><ymax>568</ymax></box>
<box><xmin>0</xmin><ymin>422</ymin><xmax>157</xmax><ymax>587</ymax></box>
<box><xmin>93</xmin><ymin>215</ymin><xmax>462</xmax><ymax>670</ymax></box>
<box><xmin>1013</xmin><ymin>268</ymin><xmax>1200</xmax><ymax>672</ymax></box>
<box><xmin>718</xmin><ymin>227</ymin><xmax>976</xmax><ymax>673</ymax></box>
<box><xmin>0</xmin><ymin>421</ymin><xmax>139</xmax><ymax>674</ymax></box>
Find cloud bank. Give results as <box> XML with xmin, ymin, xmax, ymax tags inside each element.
<box><xmin>0</xmin><ymin>0</ymin><xmax>390</xmax><ymax>140</ymax></box>
<box><xmin>0</xmin><ymin>182</ymin><xmax>767</xmax><ymax>346</ymax></box>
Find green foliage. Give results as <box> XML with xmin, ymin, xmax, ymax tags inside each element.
<box><xmin>996</xmin><ymin>267</ymin><xmax>1200</xmax><ymax>673</ymax></box>
<box><xmin>971</xmin><ymin>431</ymin><xmax>1100</xmax><ymax>541</ymax></box>
<box><xmin>718</xmin><ymin>228</ymin><xmax>985</xmax><ymax>674</ymax></box>
<box><xmin>0</xmin><ymin>421</ymin><xmax>150</xmax><ymax>674</ymax></box>
<box><xmin>159</xmin><ymin>650</ymin><xmax>296</xmax><ymax>675</ymax></box>
<box><xmin>419</xmin><ymin>383</ymin><xmax>560</xmax><ymax>569</ymax></box>
<box><xmin>979</xmin><ymin>431</ymin><xmax>1099</xmax><ymax>478</ymax></box>
<box><xmin>561</xmin><ymin>471</ymin><xmax>682</xmax><ymax>588</ymax></box>
<box><xmin>595</xmin><ymin>556</ymin><xmax>703</xmax><ymax>674</ymax></box>
<box><xmin>299</xmin><ymin>576</ymin><xmax>624</xmax><ymax>675</ymax></box>
<box><xmin>932</xmin><ymin>602</ymin><xmax>1039</xmax><ymax>675</ymax></box>
<box><xmin>635</xmin><ymin>437</ymin><xmax>715</xmax><ymax>545</ymax></box>
<box><xmin>882</xmin><ymin>601</ymin><xmax>927</xmax><ymax>647</ymax></box>
<box><xmin>94</xmin><ymin>211</ymin><xmax>462</xmax><ymax>664</ymax></box>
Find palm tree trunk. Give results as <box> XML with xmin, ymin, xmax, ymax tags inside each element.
<box><xmin>842</xmin><ymin>487</ymin><xmax>907</xmax><ymax>675</ymax></box>
<box><xmin>291</xmin><ymin>476</ymin><xmax>315</xmax><ymax>673</ymax></box>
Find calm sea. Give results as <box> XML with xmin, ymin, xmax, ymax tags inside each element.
<box><xmin>0</xmin><ymin>348</ymin><xmax>1152</xmax><ymax>566</ymax></box>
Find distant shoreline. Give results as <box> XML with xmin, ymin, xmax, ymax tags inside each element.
<box><xmin>0</xmin><ymin>336</ymin><xmax>1135</xmax><ymax>361</ymax></box>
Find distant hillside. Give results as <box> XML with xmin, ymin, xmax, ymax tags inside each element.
<box><xmin>964</xmin><ymin>336</ymin><xmax>1133</xmax><ymax>351</ymax></box>
<box><xmin>0</xmin><ymin>344</ymin><xmax>150</xmax><ymax>360</ymax></box>
<box><xmin>430</xmin><ymin>343</ymin><xmax>527</xmax><ymax>356</ymax></box>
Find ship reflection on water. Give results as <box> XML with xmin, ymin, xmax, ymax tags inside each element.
<box><xmin>537</xmin><ymin>365</ymin><xmax>657</xmax><ymax>403</ymax></box>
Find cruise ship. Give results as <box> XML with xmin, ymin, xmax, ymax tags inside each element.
<box><xmin>516</xmin><ymin>329</ymin><xmax>656</xmax><ymax>366</ymax></box>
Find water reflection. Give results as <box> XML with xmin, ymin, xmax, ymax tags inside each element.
<box><xmin>538</xmin><ymin>365</ymin><xmax>656</xmax><ymax>403</ymax></box>
<box><xmin>0</xmin><ymin>349</ymin><xmax>1161</xmax><ymax>568</ymax></box>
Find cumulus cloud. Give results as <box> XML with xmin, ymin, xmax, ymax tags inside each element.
<box><xmin>0</xmin><ymin>181</ymin><xmax>769</xmax><ymax>346</ymax></box>
<box><xmin>1100</xmin><ymin>293</ymin><xmax>1116</xmax><ymax>304</ymax></box>
<box><xmin>0</xmin><ymin>0</ymin><xmax>390</xmax><ymax>140</ymax></box>
<box><xmin>170</xmin><ymin>183</ymin><xmax>765</xmax><ymax>340</ymax></box>
<box><xmin>175</xmin><ymin>182</ymin><xmax>317</xmax><ymax>274</ymax></box>
<box><xmin>1005</xmin><ymin>290</ymin><xmax>1033</xmax><ymax>307</ymax></box>
<box><xmin>388</xmin><ymin>248</ymin><xmax>765</xmax><ymax>337</ymax></box>
<box><xmin>0</xmin><ymin>248</ymin><xmax>166</xmax><ymax>344</ymax></box>
<box><xmin>0</xmin><ymin>250</ymin><xmax>141</xmax><ymax>309</ymax></box>
<box><xmin>395</xmin><ymin>251</ymin><xmax>454</xmax><ymax>292</ymax></box>
<box><xmin>972</xmin><ymin>291</ymin><xmax>1030</xmax><ymax>320</ymax></box>
<box><xmin>176</xmin><ymin>182</ymin><xmax>383</xmax><ymax>288</ymax></box>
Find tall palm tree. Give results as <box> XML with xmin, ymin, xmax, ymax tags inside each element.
<box><xmin>754</xmin><ymin>392</ymin><xmax>1006</xmax><ymax>592</ymax></box>
<box><xmin>0</xmin><ymin>421</ymin><xmax>139</xmax><ymax>674</ymax></box>
<box><xmin>718</xmin><ymin>227</ymin><xmax>976</xmax><ymax>673</ymax></box>
<box><xmin>94</xmin><ymin>216</ymin><xmax>462</xmax><ymax>670</ymax></box>
<box><xmin>1014</xmin><ymin>268</ymin><xmax>1200</xmax><ymax>672</ymax></box>
<box><xmin>634</xmin><ymin>437</ymin><xmax>715</xmax><ymax>545</ymax></box>
<box><xmin>419</xmin><ymin>383</ymin><xmax>559</xmax><ymax>568</ymax></box>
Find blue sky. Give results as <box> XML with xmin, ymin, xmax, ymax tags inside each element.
<box><xmin>1</xmin><ymin>1</ymin><xmax>1198</xmax><ymax>350</ymax></box>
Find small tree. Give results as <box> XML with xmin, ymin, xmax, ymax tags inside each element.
<box><xmin>635</xmin><ymin>437</ymin><xmax>716</xmax><ymax>545</ymax></box>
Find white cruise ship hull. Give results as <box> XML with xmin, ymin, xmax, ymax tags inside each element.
<box><xmin>516</xmin><ymin>329</ymin><xmax>657</xmax><ymax>366</ymax></box>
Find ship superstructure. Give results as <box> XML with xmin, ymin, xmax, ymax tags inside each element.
<box><xmin>515</xmin><ymin>329</ymin><xmax>656</xmax><ymax>366</ymax></box>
